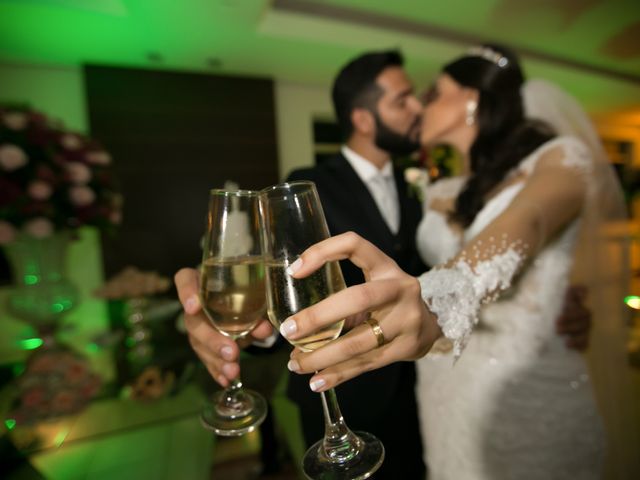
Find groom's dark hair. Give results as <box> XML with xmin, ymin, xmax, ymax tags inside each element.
<box><xmin>332</xmin><ymin>50</ymin><xmax>404</xmax><ymax>140</ymax></box>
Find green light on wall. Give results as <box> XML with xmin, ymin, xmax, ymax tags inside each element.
<box><xmin>24</xmin><ymin>274</ymin><xmax>39</xmax><ymax>285</ymax></box>
<box><xmin>4</xmin><ymin>419</ymin><xmax>16</xmax><ymax>430</ymax></box>
<box><xmin>624</xmin><ymin>295</ymin><xmax>640</xmax><ymax>309</ymax></box>
<box><xmin>52</xmin><ymin>303</ymin><xmax>65</xmax><ymax>313</ymax></box>
<box><xmin>13</xmin><ymin>363</ymin><xmax>26</xmax><ymax>376</ymax></box>
<box><xmin>19</xmin><ymin>338</ymin><xmax>43</xmax><ymax>350</ymax></box>
<box><xmin>54</xmin><ymin>429</ymin><xmax>68</xmax><ymax>448</ymax></box>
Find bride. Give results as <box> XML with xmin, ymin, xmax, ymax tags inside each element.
<box><xmin>283</xmin><ymin>45</ymin><xmax>638</xmax><ymax>479</ymax></box>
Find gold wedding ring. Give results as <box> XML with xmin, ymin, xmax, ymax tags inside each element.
<box><xmin>365</xmin><ymin>317</ymin><xmax>385</xmax><ymax>347</ymax></box>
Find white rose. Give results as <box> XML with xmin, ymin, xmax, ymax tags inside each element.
<box><xmin>3</xmin><ymin>112</ymin><xmax>28</xmax><ymax>130</ymax></box>
<box><xmin>0</xmin><ymin>221</ymin><xmax>17</xmax><ymax>245</ymax></box>
<box><xmin>86</xmin><ymin>151</ymin><xmax>112</xmax><ymax>165</ymax></box>
<box><xmin>404</xmin><ymin>167</ymin><xmax>429</xmax><ymax>205</ymax></box>
<box><xmin>404</xmin><ymin>167</ymin><xmax>428</xmax><ymax>185</ymax></box>
<box><xmin>66</xmin><ymin>162</ymin><xmax>92</xmax><ymax>184</ymax></box>
<box><xmin>61</xmin><ymin>134</ymin><xmax>82</xmax><ymax>150</ymax></box>
<box><xmin>0</xmin><ymin>144</ymin><xmax>28</xmax><ymax>171</ymax></box>
<box><xmin>69</xmin><ymin>186</ymin><xmax>96</xmax><ymax>206</ymax></box>
<box><xmin>28</xmin><ymin>180</ymin><xmax>53</xmax><ymax>200</ymax></box>
<box><xmin>23</xmin><ymin>218</ymin><xmax>54</xmax><ymax>238</ymax></box>
<box><xmin>109</xmin><ymin>210</ymin><xmax>122</xmax><ymax>225</ymax></box>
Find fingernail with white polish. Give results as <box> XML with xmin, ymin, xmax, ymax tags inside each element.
<box><xmin>287</xmin><ymin>360</ymin><xmax>300</xmax><ymax>372</ymax></box>
<box><xmin>222</xmin><ymin>363</ymin><xmax>235</xmax><ymax>378</ymax></box>
<box><xmin>310</xmin><ymin>378</ymin><xmax>326</xmax><ymax>392</ymax></box>
<box><xmin>220</xmin><ymin>345</ymin><xmax>234</xmax><ymax>361</ymax></box>
<box><xmin>185</xmin><ymin>295</ymin><xmax>199</xmax><ymax>313</ymax></box>
<box><xmin>286</xmin><ymin>258</ymin><xmax>303</xmax><ymax>276</ymax></box>
<box><xmin>280</xmin><ymin>318</ymin><xmax>297</xmax><ymax>338</ymax></box>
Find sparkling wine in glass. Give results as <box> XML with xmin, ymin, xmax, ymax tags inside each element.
<box><xmin>199</xmin><ymin>188</ymin><xmax>267</xmax><ymax>436</ymax></box>
<box><xmin>259</xmin><ymin>181</ymin><xmax>384</xmax><ymax>479</ymax></box>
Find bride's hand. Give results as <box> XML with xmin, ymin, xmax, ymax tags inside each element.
<box><xmin>280</xmin><ymin>232</ymin><xmax>442</xmax><ymax>392</ymax></box>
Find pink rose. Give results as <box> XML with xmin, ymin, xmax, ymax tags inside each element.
<box><xmin>69</xmin><ymin>186</ymin><xmax>96</xmax><ymax>206</ymax></box>
<box><xmin>109</xmin><ymin>210</ymin><xmax>122</xmax><ymax>225</ymax></box>
<box><xmin>86</xmin><ymin>151</ymin><xmax>112</xmax><ymax>165</ymax></box>
<box><xmin>66</xmin><ymin>162</ymin><xmax>92</xmax><ymax>184</ymax></box>
<box><xmin>60</xmin><ymin>134</ymin><xmax>82</xmax><ymax>150</ymax></box>
<box><xmin>0</xmin><ymin>221</ymin><xmax>16</xmax><ymax>245</ymax></box>
<box><xmin>3</xmin><ymin>112</ymin><xmax>28</xmax><ymax>130</ymax></box>
<box><xmin>51</xmin><ymin>390</ymin><xmax>78</xmax><ymax>412</ymax></box>
<box><xmin>0</xmin><ymin>144</ymin><xmax>28</xmax><ymax>171</ymax></box>
<box><xmin>65</xmin><ymin>362</ymin><xmax>88</xmax><ymax>383</ymax></box>
<box><xmin>23</xmin><ymin>388</ymin><xmax>46</xmax><ymax>408</ymax></box>
<box><xmin>27</xmin><ymin>180</ymin><xmax>53</xmax><ymax>200</ymax></box>
<box><xmin>23</xmin><ymin>218</ymin><xmax>54</xmax><ymax>238</ymax></box>
<box><xmin>28</xmin><ymin>354</ymin><xmax>57</xmax><ymax>373</ymax></box>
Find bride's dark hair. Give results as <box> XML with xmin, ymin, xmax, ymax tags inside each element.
<box><xmin>445</xmin><ymin>44</ymin><xmax>555</xmax><ymax>227</ymax></box>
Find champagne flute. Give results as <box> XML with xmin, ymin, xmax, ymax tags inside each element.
<box><xmin>199</xmin><ymin>188</ymin><xmax>267</xmax><ymax>436</ymax></box>
<box><xmin>259</xmin><ymin>181</ymin><xmax>384</xmax><ymax>479</ymax></box>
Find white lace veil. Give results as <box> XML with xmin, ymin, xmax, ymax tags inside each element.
<box><xmin>523</xmin><ymin>79</ymin><xmax>640</xmax><ymax>479</ymax></box>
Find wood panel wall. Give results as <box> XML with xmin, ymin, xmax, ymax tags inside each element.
<box><xmin>85</xmin><ymin>65</ymin><xmax>279</xmax><ymax>279</ymax></box>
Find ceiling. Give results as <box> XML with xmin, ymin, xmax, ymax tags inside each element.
<box><xmin>1</xmin><ymin>0</ymin><xmax>640</xmax><ymax>119</ymax></box>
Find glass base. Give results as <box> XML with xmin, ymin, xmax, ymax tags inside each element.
<box><xmin>303</xmin><ymin>431</ymin><xmax>385</xmax><ymax>480</ymax></box>
<box><xmin>200</xmin><ymin>388</ymin><xmax>267</xmax><ymax>436</ymax></box>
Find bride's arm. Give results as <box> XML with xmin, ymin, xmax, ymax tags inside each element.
<box><xmin>282</xmin><ymin>140</ymin><xmax>590</xmax><ymax>390</ymax></box>
<box><xmin>420</xmin><ymin>142</ymin><xmax>586</xmax><ymax>355</ymax></box>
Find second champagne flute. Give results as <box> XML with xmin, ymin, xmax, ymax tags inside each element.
<box><xmin>199</xmin><ymin>188</ymin><xmax>267</xmax><ymax>436</ymax></box>
<box><xmin>259</xmin><ymin>181</ymin><xmax>384</xmax><ymax>479</ymax></box>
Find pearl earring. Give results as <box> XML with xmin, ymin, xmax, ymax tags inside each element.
<box><xmin>465</xmin><ymin>100</ymin><xmax>477</xmax><ymax>126</ymax></box>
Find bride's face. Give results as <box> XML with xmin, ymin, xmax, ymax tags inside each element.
<box><xmin>420</xmin><ymin>74</ymin><xmax>476</xmax><ymax>149</ymax></box>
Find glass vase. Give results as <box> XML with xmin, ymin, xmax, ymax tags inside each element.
<box><xmin>3</xmin><ymin>230</ymin><xmax>79</xmax><ymax>347</ymax></box>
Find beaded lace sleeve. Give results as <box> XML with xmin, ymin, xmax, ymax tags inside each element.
<box><xmin>418</xmin><ymin>137</ymin><xmax>592</xmax><ymax>357</ymax></box>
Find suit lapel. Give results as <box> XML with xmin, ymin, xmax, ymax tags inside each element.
<box><xmin>394</xmin><ymin>166</ymin><xmax>421</xmax><ymax>244</ymax></box>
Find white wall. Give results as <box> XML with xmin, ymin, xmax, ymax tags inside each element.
<box><xmin>273</xmin><ymin>81</ymin><xmax>333</xmax><ymax>179</ymax></box>
<box><xmin>0</xmin><ymin>62</ymin><xmax>87</xmax><ymax>131</ymax></box>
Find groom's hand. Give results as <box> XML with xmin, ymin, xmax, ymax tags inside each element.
<box><xmin>556</xmin><ymin>285</ymin><xmax>591</xmax><ymax>351</ymax></box>
<box><xmin>174</xmin><ymin>268</ymin><xmax>273</xmax><ymax>387</ymax></box>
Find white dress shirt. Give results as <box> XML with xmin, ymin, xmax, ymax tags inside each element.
<box><xmin>342</xmin><ymin>145</ymin><xmax>400</xmax><ymax>233</ymax></box>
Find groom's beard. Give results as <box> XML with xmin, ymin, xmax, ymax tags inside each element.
<box><xmin>373</xmin><ymin>113</ymin><xmax>421</xmax><ymax>156</ymax></box>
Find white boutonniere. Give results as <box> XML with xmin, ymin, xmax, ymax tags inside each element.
<box><xmin>404</xmin><ymin>167</ymin><xmax>430</xmax><ymax>204</ymax></box>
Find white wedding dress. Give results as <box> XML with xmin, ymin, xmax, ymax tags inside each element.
<box><xmin>414</xmin><ymin>136</ymin><xmax>606</xmax><ymax>479</ymax></box>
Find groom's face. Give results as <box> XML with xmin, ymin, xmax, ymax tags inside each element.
<box><xmin>372</xmin><ymin>66</ymin><xmax>422</xmax><ymax>155</ymax></box>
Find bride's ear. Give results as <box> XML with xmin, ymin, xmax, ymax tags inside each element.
<box><xmin>351</xmin><ymin>108</ymin><xmax>375</xmax><ymax>136</ymax></box>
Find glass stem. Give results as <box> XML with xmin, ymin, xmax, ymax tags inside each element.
<box><xmin>224</xmin><ymin>377</ymin><xmax>244</xmax><ymax>405</ymax></box>
<box><xmin>216</xmin><ymin>377</ymin><xmax>251</xmax><ymax>417</ymax></box>
<box><xmin>319</xmin><ymin>387</ymin><xmax>362</xmax><ymax>464</ymax></box>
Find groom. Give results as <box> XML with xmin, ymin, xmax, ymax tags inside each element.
<box><xmin>285</xmin><ymin>50</ymin><xmax>428</xmax><ymax>479</ymax></box>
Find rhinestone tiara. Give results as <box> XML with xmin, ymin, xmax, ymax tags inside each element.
<box><xmin>467</xmin><ymin>46</ymin><xmax>509</xmax><ymax>68</ymax></box>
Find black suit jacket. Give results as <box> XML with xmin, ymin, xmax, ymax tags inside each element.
<box><xmin>287</xmin><ymin>153</ymin><xmax>426</xmax><ymax>286</ymax></box>
<box><xmin>286</xmin><ymin>153</ymin><xmax>427</xmax><ymax>478</ymax></box>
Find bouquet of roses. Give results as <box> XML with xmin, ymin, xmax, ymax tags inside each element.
<box><xmin>0</xmin><ymin>105</ymin><xmax>121</xmax><ymax>244</ymax></box>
